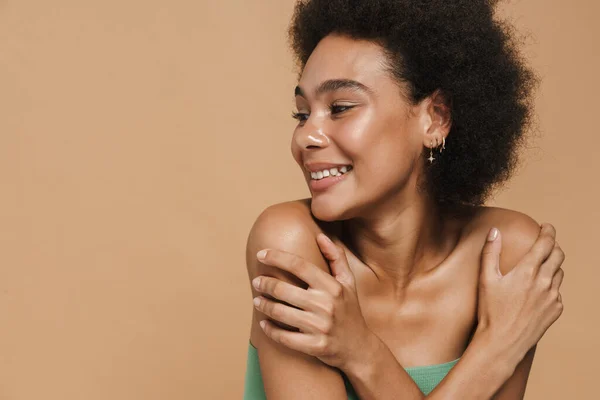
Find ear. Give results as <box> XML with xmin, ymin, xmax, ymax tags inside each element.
<box><xmin>420</xmin><ymin>89</ymin><xmax>452</xmax><ymax>149</ymax></box>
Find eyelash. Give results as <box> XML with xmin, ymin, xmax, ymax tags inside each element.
<box><xmin>291</xmin><ymin>105</ymin><xmax>353</xmax><ymax>123</ymax></box>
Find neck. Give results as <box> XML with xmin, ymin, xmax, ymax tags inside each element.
<box><xmin>343</xmin><ymin>190</ymin><xmax>453</xmax><ymax>291</ymax></box>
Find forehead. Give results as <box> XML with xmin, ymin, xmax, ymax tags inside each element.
<box><xmin>299</xmin><ymin>34</ymin><xmax>391</xmax><ymax>92</ymax></box>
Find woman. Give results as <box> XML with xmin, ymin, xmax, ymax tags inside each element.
<box><xmin>244</xmin><ymin>0</ymin><xmax>565</xmax><ymax>398</ymax></box>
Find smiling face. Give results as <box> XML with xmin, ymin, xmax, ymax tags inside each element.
<box><xmin>291</xmin><ymin>33</ymin><xmax>447</xmax><ymax>221</ymax></box>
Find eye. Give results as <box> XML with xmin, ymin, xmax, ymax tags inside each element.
<box><xmin>291</xmin><ymin>104</ymin><xmax>355</xmax><ymax>124</ymax></box>
<box><xmin>291</xmin><ymin>111</ymin><xmax>309</xmax><ymax>122</ymax></box>
<box><xmin>330</xmin><ymin>104</ymin><xmax>354</xmax><ymax>114</ymax></box>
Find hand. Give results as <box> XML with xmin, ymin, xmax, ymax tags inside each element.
<box><xmin>476</xmin><ymin>223</ymin><xmax>565</xmax><ymax>359</ymax></box>
<box><xmin>251</xmin><ymin>233</ymin><xmax>372</xmax><ymax>370</ymax></box>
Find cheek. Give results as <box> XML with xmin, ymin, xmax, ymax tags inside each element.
<box><xmin>354</xmin><ymin>122</ymin><xmax>420</xmax><ymax>189</ymax></box>
<box><xmin>334</xmin><ymin>109</ymin><xmax>378</xmax><ymax>155</ymax></box>
<box><xmin>363</xmin><ymin>142</ymin><xmax>415</xmax><ymax>186</ymax></box>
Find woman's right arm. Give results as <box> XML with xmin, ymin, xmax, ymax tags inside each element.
<box><xmin>245</xmin><ymin>203</ymin><xmax>348</xmax><ymax>399</ymax></box>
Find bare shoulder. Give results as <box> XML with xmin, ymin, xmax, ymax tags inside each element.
<box><xmin>245</xmin><ymin>198</ymin><xmax>337</xmax><ymax>345</ymax></box>
<box><xmin>244</xmin><ymin>199</ymin><xmax>348</xmax><ymax>398</ymax></box>
<box><xmin>462</xmin><ymin>206</ymin><xmax>542</xmax><ymax>274</ymax></box>
<box><xmin>246</xmin><ymin>198</ymin><xmax>318</xmax><ymax>254</ymax></box>
<box><xmin>460</xmin><ymin>207</ymin><xmax>546</xmax><ymax>398</ymax></box>
<box><xmin>465</xmin><ymin>206</ymin><xmax>541</xmax><ymax>243</ymax></box>
<box><xmin>246</xmin><ymin>198</ymin><xmax>339</xmax><ymax>279</ymax></box>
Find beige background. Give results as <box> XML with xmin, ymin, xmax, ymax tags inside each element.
<box><xmin>0</xmin><ymin>0</ymin><xmax>598</xmax><ymax>399</ymax></box>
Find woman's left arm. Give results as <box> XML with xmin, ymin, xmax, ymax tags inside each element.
<box><xmin>492</xmin><ymin>345</ymin><xmax>537</xmax><ymax>400</ymax></box>
<box><xmin>429</xmin><ymin>212</ymin><xmax>554</xmax><ymax>400</ymax></box>
<box><xmin>475</xmin><ymin>214</ymin><xmax>563</xmax><ymax>400</ymax></box>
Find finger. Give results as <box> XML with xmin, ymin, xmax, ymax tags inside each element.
<box><xmin>260</xmin><ymin>319</ymin><xmax>321</xmax><ymax>355</ymax></box>
<box><xmin>538</xmin><ymin>242</ymin><xmax>565</xmax><ymax>284</ymax></box>
<box><xmin>551</xmin><ymin>268</ymin><xmax>564</xmax><ymax>292</ymax></box>
<box><xmin>254</xmin><ymin>296</ymin><xmax>321</xmax><ymax>333</ymax></box>
<box><xmin>481</xmin><ymin>228</ymin><xmax>503</xmax><ymax>279</ymax></box>
<box><xmin>517</xmin><ymin>223</ymin><xmax>556</xmax><ymax>273</ymax></box>
<box><xmin>257</xmin><ymin>248</ymin><xmax>337</xmax><ymax>291</ymax></box>
<box><xmin>540</xmin><ymin>222</ymin><xmax>557</xmax><ymax>237</ymax></box>
<box><xmin>252</xmin><ymin>275</ymin><xmax>315</xmax><ymax>310</ymax></box>
<box><xmin>316</xmin><ymin>233</ymin><xmax>354</xmax><ymax>286</ymax></box>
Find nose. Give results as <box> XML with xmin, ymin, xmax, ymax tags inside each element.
<box><xmin>293</xmin><ymin>124</ymin><xmax>331</xmax><ymax>150</ymax></box>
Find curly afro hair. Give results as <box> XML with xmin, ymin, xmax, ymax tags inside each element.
<box><xmin>288</xmin><ymin>0</ymin><xmax>538</xmax><ymax>208</ymax></box>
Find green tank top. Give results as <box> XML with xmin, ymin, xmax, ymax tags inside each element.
<box><xmin>243</xmin><ymin>342</ymin><xmax>460</xmax><ymax>399</ymax></box>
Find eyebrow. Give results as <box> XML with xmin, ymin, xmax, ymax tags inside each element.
<box><xmin>294</xmin><ymin>79</ymin><xmax>373</xmax><ymax>98</ymax></box>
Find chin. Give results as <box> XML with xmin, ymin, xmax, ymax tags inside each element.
<box><xmin>310</xmin><ymin>194</ymin><xmax>349</xmax><ymax>222</ymax></box>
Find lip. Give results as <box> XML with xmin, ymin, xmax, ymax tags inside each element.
<box><xmin>308</xmin><ymin>169</ymin><xmax>352</xmax><ymax>192</ymax></box>
<box><xmin>304</xmin><ymin>162</ymin><xmax>352</xmax><ymax>173</ymax></box>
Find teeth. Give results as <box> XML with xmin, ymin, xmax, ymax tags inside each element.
<box><xmin>310</xmin><ymin>165</ymin><xmax>352</xmax><ymax>180</ymax></box>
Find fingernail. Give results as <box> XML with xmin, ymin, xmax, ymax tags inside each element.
<box><xmin>252</xmin><ymin>277</ymin><xmax>261</xmax><ymax>289</ymax></box>
<box><xmin>487</xmin><ymin>227</ymin><xmax>499</xmax><ymax>242</ymax></box>
<box><xmin>259</xmin><ymin>320</ymin><xmax>266</xmax><ymax>329</ymax></box>
<box><xmin>253</xmin><ymin>297</ymin><xmax>261</xmax><ymax>307</ymax></box>
<box><xmin>321</xmin><ymin>234</ymin><xmax>333</xmax><ymax>245</ymax></box>
<box><xmin>256</xmin><ymin>249</ymin><xmax>267</xmax><ymax>260</ymax></box>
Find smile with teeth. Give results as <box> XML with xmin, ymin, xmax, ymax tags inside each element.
<box><xmin>310</xmin><ymin>165</ymin><xmax>353</xmax><ymax>180</ymax></box>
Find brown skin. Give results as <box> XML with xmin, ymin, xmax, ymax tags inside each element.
<box><xmin>246</xmin><ymin>34</ymin><xmax>564</xmax><ymax>399</ymax></box>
